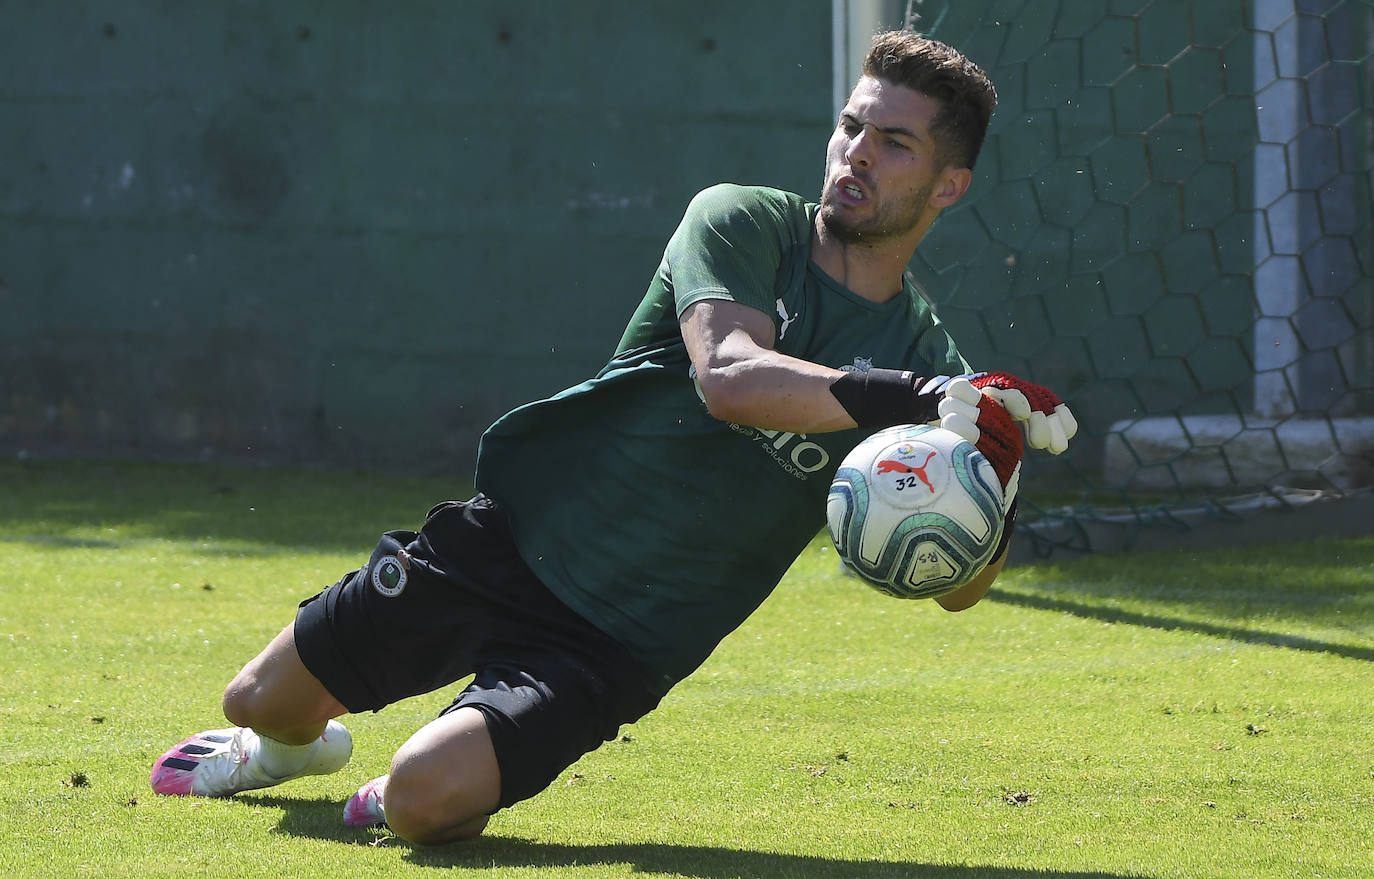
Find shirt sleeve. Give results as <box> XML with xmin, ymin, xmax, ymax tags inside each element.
<box><xmin>664</xmin><ymin>184</ymin><xmax>793</xmax><ymax>318</ymax></box>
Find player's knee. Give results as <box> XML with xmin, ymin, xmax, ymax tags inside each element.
<box><xmin>220</xmin><ymin>663</ymin><xmax>290</xmax><ymax>730</ymax></box>
<box><xmin>220</xmin><ymin>673</ymin><xmax>263</xmax><ymax>729</ymax></box>
<box><xmin>384</xmin><ymin>763</ymin><xmax>490</xmax><ymax>845</ymax></box>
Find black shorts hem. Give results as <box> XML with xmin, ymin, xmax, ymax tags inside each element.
<box><xmin>454</xmin><ymin>702</ymin><xmax>520</xmax><ymax>812</ymax></box>
<box><xmin>293</xmin><ymin>577</ymin><xmax>386</xmax><ymax>715</ymax></box>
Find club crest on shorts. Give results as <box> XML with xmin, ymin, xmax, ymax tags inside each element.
<box><xmin>370</xmin><ymin>555</ymin><xmax>408</xmax><ymax>597</ymax></box>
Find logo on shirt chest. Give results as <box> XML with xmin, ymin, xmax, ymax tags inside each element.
<box><xmin>842</xmin><ymin>356</ymin><xmax>873</xmax><ymax>373</ymax></box>
<box><xmin>775</xmin><ymin>298</ymin><xmax>797</xmax><ymax>341</ymax></box>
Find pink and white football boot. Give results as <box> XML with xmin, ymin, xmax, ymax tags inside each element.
<box><xmin>150</xmin><ymin>720</ymin><xmax>352</xmax><ymax>797</ymax></box>
<box><xmin>343</xmin><ymin>774</ymin><xmax>389</xmax><ymax>827</ymax></box>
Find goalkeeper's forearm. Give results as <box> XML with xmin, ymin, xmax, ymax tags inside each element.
<box><xmin>934</xmin><ymin>500</ymin><xmax>1017</xmax><ymax>612</ymax></box>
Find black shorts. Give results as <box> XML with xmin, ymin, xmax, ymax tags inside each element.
<box><xmin>293</xmin><ymin>494</ymin><xmax>661</xmax><ymax>810</ymax></box>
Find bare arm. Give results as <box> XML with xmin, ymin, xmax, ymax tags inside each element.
<box><xmin>933</xmin><ymin>544</ymin><xmax>1005</xmax><ymax>611</ymax></box>
<box><xmin>680</xmin><ymin>298</ymin><xmax>859</xmax><ymax>434</ymax></box>
<box><xmin>682</xmin><ymin>297</ymin><xmax>1010</xmax><ymax>608</ymax></box>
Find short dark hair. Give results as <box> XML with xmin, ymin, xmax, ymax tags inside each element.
<box><xmin>862</xmin><ymin>31</ymin><xmax>997</xmax><ymax>170</ymax></box>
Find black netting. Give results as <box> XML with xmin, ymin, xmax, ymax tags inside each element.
<box><xmin>900</xmin><ymin>0</ymin><xmax>1374</xmax><ymax>556</ymax></box>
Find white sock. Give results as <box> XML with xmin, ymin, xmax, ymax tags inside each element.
<box><xmin>254</xmin><ymin>733</ymin><xmax>320</xmax><ymax>780</ymax></box>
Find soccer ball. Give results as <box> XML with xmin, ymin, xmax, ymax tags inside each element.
<box><xmin>827</xmin><ymin>424</ymin><xmax>1005</xmax><ymax>599</ymax></box>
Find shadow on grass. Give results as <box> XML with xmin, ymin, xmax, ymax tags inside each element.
<box><xmin>990</xmin><ymin>589</ymin><xmax>1374</xmax><ymax>662</ymax></box>
<box><xmin>251</xmin><ymin>794</ymin><xmax>1140</xmax><ymax>878</ymax></box>
<box><xmin>411</xmin><ymin>838</ymin><xmax>1145</xmax><ymax>878</ymax></box>
<box><xmin>0</xmin><ymin>458</ymin><xmax>461</xmax><ymax>553</ymax></box>
<box><xmin>241</xmin><ymin>793</ymin><xmax>377</xmax><ymax>845</ymax></box>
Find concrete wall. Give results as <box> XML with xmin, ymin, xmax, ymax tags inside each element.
<box><xmin>0</xmin><ymin>1</ymin><xmax>833</xmax><ymax>471</ymax></box>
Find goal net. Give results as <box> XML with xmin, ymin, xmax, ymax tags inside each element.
<box><xmin>897</xmin><ymin>0</ymin><xmax>1374</xmax><ymax>557</ymax></box>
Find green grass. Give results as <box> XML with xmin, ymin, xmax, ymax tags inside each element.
<box><xmin>1</xmin><ymin>459</ymin><xmax>1371</xmax><ymax>878</ymax></box>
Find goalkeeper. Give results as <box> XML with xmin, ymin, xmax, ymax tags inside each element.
<box><xmin>151</xmin><ymin>30</ymin><xmax>1076</xmax><ymax>844</ymax></box>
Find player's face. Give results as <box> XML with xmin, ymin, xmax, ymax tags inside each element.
<box><xmin>819</xmin><ymin>77</ymin><xmax>959</xmax><ymax>245</ymax></box>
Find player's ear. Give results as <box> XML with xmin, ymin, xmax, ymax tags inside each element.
<box><xmin>928</xmin><ymin>166</ymin><xmax>972</xmax><ymax>209</ymax></box>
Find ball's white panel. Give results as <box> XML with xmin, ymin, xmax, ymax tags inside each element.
<box><xmin>826</xmin><ymin>424</ymin><xmax>1006</xmax><ymax>599</ymax></box>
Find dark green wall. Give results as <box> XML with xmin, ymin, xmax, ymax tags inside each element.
<box><xmin>0</xmin><ymin>1</ymin><xmax>833</xmax><ymax>470</ymax></box>
<box><xmin>4</xmin><ymin>1</ymin><xmax>1370</xmax><ymax>483</ymax></box>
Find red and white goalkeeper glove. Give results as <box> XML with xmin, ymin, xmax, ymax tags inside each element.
<box><xmin>966</xmin><ymin>372</ymin><xmax>1078</xmax><ymax>455</ymax></box>
<box><xmin>921</xmin><ymin>376</ymin><xmax>1022</xmax><ymax>511</ymax></box>
<box><xmin>968</xmin><ymin>395</ymin><xmax>1023</xmax><ymax>512</ymax></box>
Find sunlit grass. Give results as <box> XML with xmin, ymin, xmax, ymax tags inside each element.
<box><xmin>1</xmin><ymin>459</ymin><xmax>1370</xmax><ymax>878</ymax></box>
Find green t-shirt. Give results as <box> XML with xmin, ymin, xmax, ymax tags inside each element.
<box><xmin>475</xmin><ymin>184</ymin><xmax>969</xmax><ymax>695</ymax></box>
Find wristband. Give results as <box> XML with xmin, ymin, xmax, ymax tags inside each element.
<box><xmin>829</xmin><ymin>368</ymin><xmax>935</xmax><ymax>428</ymax></box>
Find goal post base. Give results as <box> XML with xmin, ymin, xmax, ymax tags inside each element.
<box><xmin>1101</xmin><ymin>415</ymin><xmax>1374</xmax><ymax>493</ymax></box>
